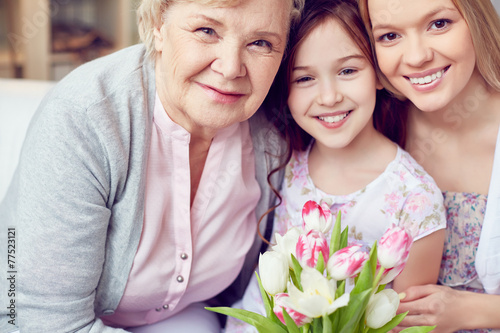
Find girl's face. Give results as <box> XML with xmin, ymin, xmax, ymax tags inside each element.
<box><xmin>368</xmin><ymin>0</ymin><xmax>477</xmax><ymax>112</ymax></box>
<box><xmin>287</xmin><ymin>18</ymin><xmax>381</xmax><ymax>151</ymax></box>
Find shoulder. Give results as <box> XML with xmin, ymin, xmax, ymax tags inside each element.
<box><xmin>48</xmin><ymin>44</ymin><xmax>153</xmax><ymax>112</ymax></box>
<box><xmin>392</xmin><ymin>147</ymin><xmax>442</xmax><ymax>192</ymax></box>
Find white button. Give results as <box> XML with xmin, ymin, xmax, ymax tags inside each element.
<box><xmin>155</xmin><ymin>307</ymin><xmax>162</xmax><ymax>312</ymax></box>
<box><xmin>163</xmin><ymin>304</ymin><xmax>169</xmax><ymax>310</ymax></box>
<box><xmin>180</xmin><ymin>253</ymin><xmax>188</xmax><ymax>260</ymax></box>
<box><xmin>177</xmin><ymin>275</ymin><xmax>184</xmax><ymax>283</ymax></box>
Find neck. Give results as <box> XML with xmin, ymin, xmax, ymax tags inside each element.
<box><xmin>308</xmin><ymin>126</ymin><xmax>396</xmax><ymax>196</ymax></box>
<box><xmin>313</xmin><ymin>125</ymin><xmax>391</xmax><ymax>168</ymax></box>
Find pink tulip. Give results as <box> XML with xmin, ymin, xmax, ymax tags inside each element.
<box><xmin>273</xmin><ymin>293</ymin><xmax>311</xmax><ymax>326</ymax></box>
<box><xmin>302</xmin><ymin>200</ymin><xmax>332</xmax><ymax>233</ymax></box>
<box><xmin>296</xmin><ymin>230</ymin><xmax>329</xmax><ymax>268</ymax></box>
<box><xmin>378</xmin><ymin>224</ymin><xmax>413</xmax><ymax>269</ymax></box>
<box><xmin>379</xmin><ymin>261</ymin><xmax>406</xmax><ymax>285</ymax></box>
<box><xmin>327</xmin><ymin>244</ymin><xmax>369</xmax><ymax>280</ymax></box>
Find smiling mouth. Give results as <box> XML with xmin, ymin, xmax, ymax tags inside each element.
<box><xmin>318</xmin><ymin>111</ymin><xmax>351</xmax><ymax>123</ymax></box>
<box><xmin>406</xmin><ymin>66</ymin><xmax>450</xmax><ymax>85</ymax></box>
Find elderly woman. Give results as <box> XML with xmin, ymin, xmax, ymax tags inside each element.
<box><xmin>0</xmin><ymin>0</ymin><xmax>303</xmax><ymax>332</ymax></box>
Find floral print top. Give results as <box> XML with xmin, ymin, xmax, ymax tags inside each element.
<box><xmin>274</xmin><ymin>145</ymin><xmax>446</xmax><ymax>247</ymax></box>
<box><xmin>440</xmin><ymin>191</ymin><xmax>492</xmax><ymax>333</ymax></box>
<box><xmin>225</xmin><ymin>145</ymin><xmax>446</xmax><ymax>333</ymax></box>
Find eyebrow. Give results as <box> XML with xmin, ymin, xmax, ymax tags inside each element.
<box><xmin>292</xmin><ymin>54</ymin><xmax>365</xmax><ymax>71</ymax></box>
<box><xmin>190</xmin><ymin>14</ymin><xmax>284</xmax><ymax>42</ymax></box>
<box><xmin>371</xmin><ymin>6</ymin><xmax>458</xmax><ymax>31</ymax></box>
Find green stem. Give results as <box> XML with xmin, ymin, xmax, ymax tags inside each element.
<box><xmin>372</xmin><ymin>267</ymin><xmax>386</xmax><ymax>290</ymax></box>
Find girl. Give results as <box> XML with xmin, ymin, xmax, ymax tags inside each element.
<box><xmin>225</xmin><ymin>0</ymin><xmax>446</xmax><ymax>331</ymax></box>
<box><xmin>358</xmin><ymin>0</ymin><xmax>500</xmax><ymax>332</ymax></box>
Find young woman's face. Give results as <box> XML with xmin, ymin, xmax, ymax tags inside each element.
<box><xmin>154</xmin><ymin>0</ymin><xmax>290</xmax><ymax>135</ymax></box>
<box><xmin>368</xmin><ymin>0</ymin><xmax>477</xmax><ymax>112</ymax></box>
<box><xmin>287</xmin><ymin>18</ymin><xmax>380</xmax><ymax>150</ymax></box>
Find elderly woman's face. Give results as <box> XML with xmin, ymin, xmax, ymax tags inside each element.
<box><xmin>154</xmin><ymin>0</ymin><xmax>291</xmax><ymax>134</ymax></box>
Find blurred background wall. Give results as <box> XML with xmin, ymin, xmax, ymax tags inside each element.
<box><xmin>0</xmin><ymin>0</ymin><xmax>139</xmax><ymax>81</ymax></box>
<box><xmin>0</xmin><ymin>0</ymin><xmax>499</xmax><ymax>81</ymax></box>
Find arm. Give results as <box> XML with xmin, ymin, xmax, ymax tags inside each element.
<box><xmin>392</xmin><ymin>178</ymin><xmax>446</xmax><ymax>293</ymax></box>
<box><xmin>14</xmin><ymin>98</ymin><xmax>128</xmax><ymax>332</ymax></box>
<box><xmin>392</xmin><ymin>229</ymin><xmax>445</xmax><ymax>292</ymax></box>
<box><xmin>395</xmin><ymin>284</ymin><xmax>500</xmax><ymax>332</ymax></box>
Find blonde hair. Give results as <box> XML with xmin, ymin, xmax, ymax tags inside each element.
<box><xmin>137</xmin><ymin>0</ymin><xmax>305</xmax><ymax>59</ymax></box>
<box><xmin>358</xmin><ymin>0</ymin><xmax>500</xmax><ymax>95</ymax></box>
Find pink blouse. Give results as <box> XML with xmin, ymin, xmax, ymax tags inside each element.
<box><xmin>103</xmin><ymin>94</ymin><xmax>261</xmax><ymax>328</ymax></box>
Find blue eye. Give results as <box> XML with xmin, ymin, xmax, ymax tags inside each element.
<box><xmin>198</xmin><ymin>27</ymin><xmax>216</xmax><ymax>35</ymax></box>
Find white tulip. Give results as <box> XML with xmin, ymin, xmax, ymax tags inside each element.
<box><xmin>365</xmin><ymin>289</ymin><xmax>400</xmax><ymax>329</ymax></box>
<box><xmin>259</xmin><ymin>251</ymin><xmax>289</xmax><ymax>295</ymax></box>
<box><xmin>272</xmin><ymin>227</ymin><xmax>302</xmax><ymax>267</ymax></box>
<box><xmin>280</xmin><ymin>267</ymin><xmax>349</xmax><ymax>318</ymax></box>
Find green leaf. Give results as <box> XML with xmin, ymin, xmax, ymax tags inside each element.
<box><xmin>339</xmin><ymin>226</ymin><xmax>349</xmax><ymax>249</ymax></box>
<box><xmin>205</xmin><ymin>307</ymin><xmax>288</xmax><ymax>333</ymax></box>
<box><xmin>351</xmin><ymin>245</ymin><xmax>377</xmax><ymax>296</ymax></box>
<box><xmin>337</xmin><ymin>289</ymin><xmax>373</xmax><ymax>333</ymax></box>
<box><xmin>366</xmin><ymin>312</ymin><xmax>407</xmax><ymax>333</ymax></box>
<box><xmin>291</xmin><ymin>254</ymin><xmax>303</xmax><ymax>291</ymax></box>
<box><xmin>323</xmin><ymin>314</ymin><xmax>333</xmax><ymax>333</ymax></box>
<box><xmin>316</xmin><ymin>251</ymin><xmax>325</xmax><ymax>273</ymax></box>
<box><xmin>282</xmin><ymin>308</ymin><xmax>300</xmax><ymax>333</ymax></box>
<box><xmin>256</xmin><ymin>272</ymin><xmax>275</xmax><ymax>320</ymax></box>
<box><xmin>330</xmin><ymin>310</ymin><xmax>340</xmax><ymax>333</ymax></box>
<box><xmin>330</xmin><ymin>211</ymin><xmax>342</xmax><ymax>256</ymax></box>
<box><xmin>400</xmin><ymin>326</ymin><xmax>436</xmax><ymax>333</ymax></box>
<box><xmin>313</xmin><ymin>317</ymin><xmax>322</xmax><ymax>332</ymax></box>
<box><xmin>336</xmin><ymin>280</ymin><xmax>346</xmax><ymax>298</ymax></box>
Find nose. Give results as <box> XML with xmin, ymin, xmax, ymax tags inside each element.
<box><xmin>211</xmin><ymin>43</ymin><xmax>247</xmax><ymax>79</ymax></box>
<box><xmin>402</xmin><ymin>35</ymin><xmax>433</xmax><ymax>68</ymax></box>
<box><xmin>317</xmin><ymin>80</ymin><xmax>343</xmax><ymax>107</ymax></box>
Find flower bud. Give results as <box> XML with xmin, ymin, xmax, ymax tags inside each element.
<box><xmin>378</xmin><ymin>224</ymin><xmax>413</xmax><ymax>269</ymax></box>
<box><xmin>365</xmin><ymin>289</ymin><xmax>400</xmax><ymax>329</ymax></box>
<box><xmin>296</xmin><ymin>230</ymin><xmax>329</xmax><ymax>269</ymax></box>
<box><xmin>272</xmin><ymin>227</ymin><xmax>302</xmax><ymax>267</ymax></box>
<box><xmin>302</xmin><ymin>200</ymin><xmax>332</xmax><ymax>233</ymax></box>
<box><xmin>259</xmin><ymin>251</ymin><xmax>289</xmax><ymax>295</ymax></box>
<box><xmin>327</xmin><ymin>244</ymin><xmax>369</xmax><ymax>280</ymax></box>
<box><xmin>273</xmin><ymin>293</ymin><xmax>311</xmax><ymax>326</ymax></box>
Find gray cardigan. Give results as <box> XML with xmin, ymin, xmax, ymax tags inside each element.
<box><xmin>0</xmin><ymin>44</ymin><xmax>284</xmax><ymax>332</ymax></box>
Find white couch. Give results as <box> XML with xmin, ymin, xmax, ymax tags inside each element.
<box><xmin>0</xmin><ymin>78</ymin><xmax>57</xmax><ymax>202</ymax></box>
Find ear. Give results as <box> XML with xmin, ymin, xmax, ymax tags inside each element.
<box><xmin>153</xmin><ymin>25</ymin><xmax>164</xmax><ymax>52</ymax></box>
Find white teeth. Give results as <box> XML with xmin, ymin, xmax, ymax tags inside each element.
<box><xmin>318</xmin><ymin>113</ymin><xmax>349</xmax><ymax>123</ymax></box>
<box><xmin>409</xmin><ymin>69</ymin><xmax>445</xmax><ymax>85</ymax></box>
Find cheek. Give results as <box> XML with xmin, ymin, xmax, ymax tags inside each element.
<box><xmin>374</xmin><ymin>47</ymin><xmax>394</xmax><ymax>76</ymax></box>
<box><xmin>287</xmin><ymin>89</ymin><xmax>307</xmax><ymax>116</ymax></box>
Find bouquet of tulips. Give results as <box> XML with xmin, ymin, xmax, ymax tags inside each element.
<box><xmin>207</xmin><ymin>200</ymin><xmax>435</xmax><ymax>333</ymax></box>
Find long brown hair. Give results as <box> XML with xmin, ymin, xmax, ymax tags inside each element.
<box><xmin>257</xmin><ymin>0</ymin><xmax>408</xmax><ymax>243</ymax></box>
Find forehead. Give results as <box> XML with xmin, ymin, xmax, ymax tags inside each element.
<box><xmin>296</xmin><ymin>19</ymin><xmax>362</xmax><ymax>62</ymax></box>
<box><xmin>167</xmin><ymin>0</ymin><xmax>292</xmax><ymax>32</ymax></box>
<box><xmin>368</xmin><ymin>0</ymin><xmax>458</xmax><ymax>26</ymax></box>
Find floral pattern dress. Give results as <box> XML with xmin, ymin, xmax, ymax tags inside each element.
<box><xmin>440</xmin><ymin>191</ymin><xmax>493</xmax><ymax>333</ymax></box>
<box><xmin>225</xmin><ymin>145</ymin><xmax>446</xmax><ymax>333</ymax></box>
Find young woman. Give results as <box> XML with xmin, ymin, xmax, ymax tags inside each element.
<box><xmin>358</xmin><ymin>0</ymin><xmax>500</xmax><ymax>332</ymax></box>
<box><xmin>225</xmin><ymin>0</ymin><xmax>446</xmax><ymax>331</ymax></box>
